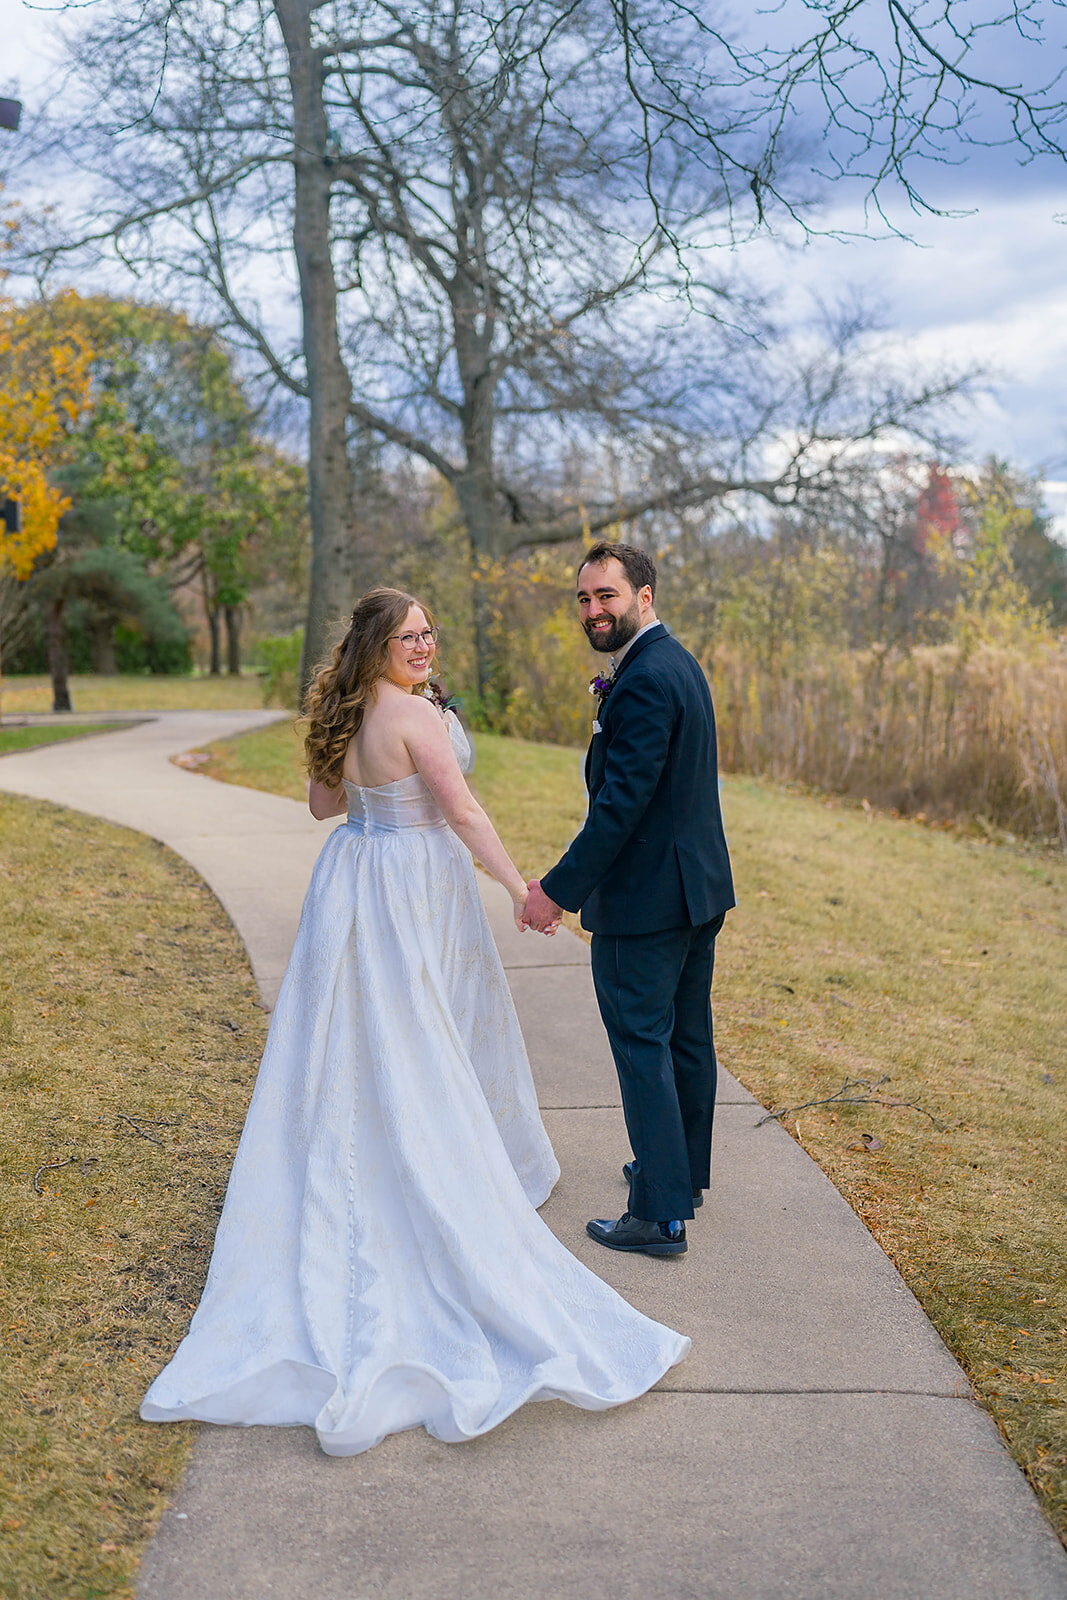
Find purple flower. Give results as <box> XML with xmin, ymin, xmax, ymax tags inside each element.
<box><xmin>588</xmin><ymin>671</ymin><xmax>615</xmax><ymax>704</ymax></box>
<box><xmin>424</xmin><ymin>679</ymin><xmax>461</xmax><ymax>713</ymax></box>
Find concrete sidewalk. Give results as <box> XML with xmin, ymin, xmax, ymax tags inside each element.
<box><xmin>2</xmin><ymin>713</ymin><xmax>1065</xmax><ymax>1600</ymax></box>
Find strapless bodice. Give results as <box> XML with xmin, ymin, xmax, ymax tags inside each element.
<box><xmin>343</xmin><ymin>773</ymin><xmax>448</xmax><ymax>833</ymax></box>
<box><xmin>343</xmin><ymin>710</ymin><xmax>472</xmax><ymax>834</ymax></box>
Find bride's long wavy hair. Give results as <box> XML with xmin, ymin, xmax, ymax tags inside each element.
<box><xmin>303</xmin><ymin>588</ymin><xmax>439</xmax><ymax>787</ymax></box>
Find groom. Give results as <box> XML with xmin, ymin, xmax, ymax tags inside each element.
<box><xmin>523</xmin><ymin>542</ymin><xmax>734</xmax><ymax>1258</ymax></box>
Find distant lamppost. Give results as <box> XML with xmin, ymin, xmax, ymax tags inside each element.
<box><xmin>0</xmin><ymin>501</ymin><xmax>17</xmax><ymax>726</ymax></box>
<box><xmin>2</xmin><ymin>99</ymin><xmax>24</xmax><ymax>546</ymax></box>
<box><xmin>0</xmin><ymin>101</ymin><xmax>23</xmax><ymax>723</ymax></box>
<box><xmin>1</xmin><ymin>105</ymin><xmax>24</xmax><ymax>554</ymax></box>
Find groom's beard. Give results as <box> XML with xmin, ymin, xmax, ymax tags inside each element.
<box><xmin>584</xmin><ymin>599</ymin><xmax>641</xmax><ymax>654</ymax></box>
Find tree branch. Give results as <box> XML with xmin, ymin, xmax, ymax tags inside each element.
<box><xmin>507</xmin><ymin>471</ymin><xmax>784</xmax><ymax>548</ymax></box>
<box><xmin>346</xmin><ymin>397</ymin><xmax>458</xmax><ymax>482</ymax></box>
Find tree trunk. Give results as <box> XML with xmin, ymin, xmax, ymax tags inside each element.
<box><xmin>275</xmin><ymin>0</ymin><xmax>359</xmax><ymax>698</ymax></box>
<box><xmin>224</xmin><ymin>605</ymin><xmax>241</xmax><ymax>675</ymax></box>
<box><xmin>453</xmin><ymin>473</ymin><xmax>499</xmax><ymax>712</ymax></box>
<box><xmin>45</xmin><ymin>596</ymin><xmax>73</xmax><ymax>712</ymax></box>
<box><xmin>450</xmin><ymin>195</ymin><xmax>502</xmax><ymax>706</ymax></box>
<box><xmin>207</xmin><ymin>607</ymin><xmax>222</xmax><ymax>675</ymax></box>
<box><xmin>92</xmin><ymin>626</ymin><xmax>118</xmax><ymax>675</ymax></box>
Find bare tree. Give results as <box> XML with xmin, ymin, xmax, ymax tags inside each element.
<box><xmin>11</xmin><ymin>0</ymin><xmax>1062</xmax><ymax>687</ymax></box>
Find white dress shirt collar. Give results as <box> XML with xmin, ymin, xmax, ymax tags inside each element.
<box><xmin>610</xmin><ymin>618</ymin><xmax>660</xmax><ymax>672</ymax></box>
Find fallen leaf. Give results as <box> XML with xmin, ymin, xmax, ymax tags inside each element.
<box><xmin>847</xmin><ymin>1132</ymin><xmax>883</xmax><ymax>1151</ymax></box>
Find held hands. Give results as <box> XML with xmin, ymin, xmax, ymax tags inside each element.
<box><xmin>511</xmin><ymin>884</ymin><xmax>529</xmax><ymax>933</ymax></box>
<box><xmin>522</xmin><ymin>878</ymin><xmax>562</xmax><ymax>936</ymax></box>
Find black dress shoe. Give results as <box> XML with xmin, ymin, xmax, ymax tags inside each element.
<box><xmin>586</xmin><ymin>1212</ymin><xmax>687</xmax><ymax>1257</ymax></box>
<box><xmin>623</xmin><ymin>1161</ymin><xmax>704</xmax><ymax>1209</ymax></box>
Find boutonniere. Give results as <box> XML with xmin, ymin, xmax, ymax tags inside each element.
<box><xmin>589</xmin><ymin>670</ymin><xmax>615</xmax><ymax>707</ymax></box>
<box><xmin>424</xmin><ymin>680</ymin><xmax>461</xmax><ymax>713</ymax></box>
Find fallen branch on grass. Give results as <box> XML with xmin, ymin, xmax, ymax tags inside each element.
<box><xmin>116</xmin><ymin>1113</ymin><xmax>174</xmax><ymax>1144</ymax></box>
<box><xmin>32</xmin><ymin>1154</ymin><xmax>98</xmax><ymax>1192</ymax></box>
<box><xmin>755</xmin><ymin>1074</ymin><xmax>950</xmax><ymax>1133</ymax></box>
<box><xmin>33</xmin><ymin>1156</ymin><xmax>75</xmax><ymax>1193</ymax></box>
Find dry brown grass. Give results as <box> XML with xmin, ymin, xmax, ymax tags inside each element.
<box><xmin>711</xmin><ymin>639</ymin><xmax>1067</xmax><ymax>848</ymax></box>
<box><xmin>0</xmin><ymin>795</ymin><xmax>267</xmax><ymax>1600</ymax></box>
<box><xmin>714</xmin><ymin>776</ymin><xmax>1066</xmax><ymax>1540</ymax></box>
<box><xmin>0</xmin><ymin>674</ymin><xmax>265</xmax><ymax>716</ymax></box>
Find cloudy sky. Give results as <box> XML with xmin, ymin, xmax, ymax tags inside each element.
<box><xmin>2</xmin><ymin>0</ymin><xmax>1065</xmax><ymax>534</ymax></box>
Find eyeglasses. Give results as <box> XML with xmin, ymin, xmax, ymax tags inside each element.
<box><xmin>391</xmin><ymin>627</ymin><xmax>438</xmax><ymax>651</ymax></box>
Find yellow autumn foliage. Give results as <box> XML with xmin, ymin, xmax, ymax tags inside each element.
<box><xmin>0</xmin><ymin>291</ymin><xmax>94</xmax><ymax>578</ymax></box>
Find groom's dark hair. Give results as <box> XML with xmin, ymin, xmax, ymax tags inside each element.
<box><xmin>580</xmin><ymin>541</ymin><xmax>657</xmax><ymax>601</ymax></box>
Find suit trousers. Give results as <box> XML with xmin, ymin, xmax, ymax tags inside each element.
<box><xmin>590</xmin><ymin>913</ymin><xmax>725</xmax><ymax>1222</ymax></box>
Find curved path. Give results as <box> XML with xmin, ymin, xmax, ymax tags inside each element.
<box><xmin>2</xmin><ymin>712</ymin><xmax>1065</xmax><ymax>1600</ymax></box>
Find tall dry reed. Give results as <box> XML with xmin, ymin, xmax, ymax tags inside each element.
<box><xmin>708</xmin><ymin>640</ymin><xmax>1067</xmax><ymax>848</ymax></box>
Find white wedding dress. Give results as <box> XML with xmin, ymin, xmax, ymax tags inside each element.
<box><xmin>141</xmin><ymin>713</ymin><xmax>688</xmax><ymax>1456</ymax></box>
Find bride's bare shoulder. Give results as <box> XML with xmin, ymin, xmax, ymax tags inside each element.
<box><xmin>395</xmin><ymin>693</ymin><xmax>446</xmax><ymax>728</ymax></box>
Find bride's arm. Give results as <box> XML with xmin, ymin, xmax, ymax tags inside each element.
<box><xmin>401</xmin><ymin>698</ymin><xmax>529</xmax><ymax>919</ymax></box>
<box><xmin>307</xmin><ymin>778</ymin><xmax>347</xmax><ymax>820</ymax></box>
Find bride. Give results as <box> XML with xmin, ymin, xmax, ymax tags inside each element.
<box><xmin>141</xmin><ymin>588</ymin><xmax>688</xmax><ymax>1456</ymax></box>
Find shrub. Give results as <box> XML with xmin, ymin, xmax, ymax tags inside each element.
<box><xmin>257</xmin><ymin>627</ymin><xmax>303</xmax><ymax>708</ymax></box>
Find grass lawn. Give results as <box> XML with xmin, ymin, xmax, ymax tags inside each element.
<box><xmin>1</xmin><ymin>796</ymin><xmax>268</xmax><ymax>1600</ymax></box>
<box><xmin>0</xmin><ymin>723</ymin><xmax>124</xmax><ymax>756</ymax></box>
<box><xmin>0</xmin><ymin>673</ymin><xmax>265</xmax><ymax>716</ymax></box>
<box><xmin>198</xmin><ymin>717</ymin><xmax>1067</xmax><ymax>1543</ymax></box>
<box><xmin>4</xmin><ymin>718</ymin><xmax>1064</xmax><ymax>1595</ymax></box>
<box><xmin>715</xmin><ymin>776</ymin><xmax>1066</xmax><ymax>1541</ymax></box>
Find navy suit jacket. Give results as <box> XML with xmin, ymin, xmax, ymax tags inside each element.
<box><xmin>541</xmin><ymin>624</ymin><xmax>735</xmax><ymax>935</ymax></box>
